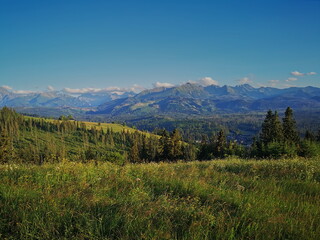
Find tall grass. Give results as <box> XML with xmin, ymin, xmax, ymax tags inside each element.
<box><xmin>0</xmin><ymin>157</ymin><xmax>319</xmax><ymax>239</ymax></box>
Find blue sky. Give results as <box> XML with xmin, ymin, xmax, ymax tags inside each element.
<box><xmin>0</xmin><ymin>0</ymin><xmax>319</xmax><ymax>92</ymax></box>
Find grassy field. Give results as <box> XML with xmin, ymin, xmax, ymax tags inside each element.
<box><xmin>0</xmin><ymin>158</ymin><xmax>320</xmax><ymax>239</ymax></box>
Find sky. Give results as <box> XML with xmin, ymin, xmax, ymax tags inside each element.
<box><xmin>0</xmin><ymin>0</ymin><xmax>319</xmax><ymax>93</ymax></box>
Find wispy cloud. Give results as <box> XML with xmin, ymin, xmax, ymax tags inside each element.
<box><xmin>63</xmin><ymin>85</ymin><xmax>145</xmax><ymax>95</ymax></box>
<box><xmin>187</xmin><ymin>77</ymin><xmax>219</xmax><ymax>86</ymax></box>
<box><xmin>283</xmin><ymin>84</ymin><xmax>297</xmax><ymax>88</ymax></box>
<box><xmin>47</xmin><ymin>85</ymin><xmax>55</xmax><ymax>91</ymax></box>
<box><xmin>1</xmin><ymin>85</ymin><xmax>12</xmax><ymax>90</ymax></box>
<box><xmin>129</xmin><ymin>84</ymin><xmax>145</xmax><ymax>93</ymax></box>
<box><xmin>286</xmin><ymin>77</ymin><xmax>298</xmax><ymax>82</ymax></box>
<box><xmin>237</xmin><ymin>77</ymin><xmax>252</xmax><ymax>85</ymax></box>
<box><xmin>268</xmin><ymin>80</ymin><xmax>279</xmax><ymax>87</ymax></box>
<box><xmin>153</xmin><ymin>82</ymin><xmax>175</xmax><ymax>88</ymax></box>
<box><xmin>198</xmin><ymin>77</ymin><xmax>219</xmax><ymax>86</ymax></box>
<box><xmin>291</xmin><ymin>71</ymin><xmax>305</xmax><ymax>76</ymax></box>
<box><xmin>290</xmin><ymin>71</ymin><xmax>317</xmax><ymax>76</ymax></box>
<box><xmin>13</xmin><ymin>90</ymin><xmax>37</xmax><ymax>94</ymax></box>
<box><xmin>307</xmin><ymin>72</ymin><xmax>317</xmax><ymax>75</ymax></box>
<box><xmin>63</xmin><ymin>88</ymin><xmax>102</xmax><ymax>94</ymax></box>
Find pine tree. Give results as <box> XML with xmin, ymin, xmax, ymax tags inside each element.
<box><xmin>129</xmin><ymin>141</ymin><xmax>140</xmax><ymax>163</ymax></box>
<box><xmin>260</xmin><ymin>110</ymin><xmax>283</xmax><ymax>145</ymax></box>
<box><xmin>215</xmin><ymin>130</ymin><xmax>227</xmax><ymax>157</ymax></box>
<box><xmin>159</xmin><ymin>130</ymin><xmax>171</xmax><ymax>161</ymax></box>
<box><xmin>272</xmin><ymin>111</ymin><xmax>284</xmax><ymax>143</ymax></box>
<box><xmin>260</xmin><ymin>110</ymin><xmax>274</xmax><ymax>145</ymax></box>
<box><xmin>304</xmin><ymin>130</ymin><xmax>315</xmax><ymax>141</ymax></box>
<box><xmin>282</xmin><ymin>107</ymin><xmax>300</xmax><ymax>144</ymax></box>
<box><xmin>171</xmin><ymin>129</ymin><xmax>182</xmax><ymax>160</ymax></box>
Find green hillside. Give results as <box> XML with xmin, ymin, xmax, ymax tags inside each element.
<box><xmin>0</xmin><ymin>108</ymin><xmax>193</xmax><ymax>165</ymax></box>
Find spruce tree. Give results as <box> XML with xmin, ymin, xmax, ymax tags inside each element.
<box><xmin>260</xmin><ymin>110</ymin><xmax>283</xmax><ymax>145</ymax></box>
<box><xmin>260</xmin><ymin>110</ymin><xmax>274</xmax><ymax>144</ymax></box>
<box><xmin>272</xmin><ymin>111</ymin><xmax>284</xmax><ymax>142</ymax></box>
<box><xmin>304</xmin><ymin>130</ymin><xmax>315</xmax><ymax>141</ymax></box>
<box><xmin>160</xmin><ymin>130</ymin><xmax>171</xmax><ymax>161</ymax></box>
<box><xmin>171</xmin><ymin>129</ymin><xmax>182</xmax><ymax>160</ymax></box>
<box><xmin>282</xmin><ymin>107</ymin><xmax>300</xmax><ymax>144</ymax></box>
<box><xmin>216</xmin><ymin>130</ymin><xmax>227</xmax><ymax>158</ymax></box>
<box><xmin>129</xmin><ymin>141</ymin><xmax>140</xmax><ymax>163</ymax></box>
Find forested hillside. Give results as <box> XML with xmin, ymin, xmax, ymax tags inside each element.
<box><xmin>0</xmin><ymin>107</ymin><xmax>196</xmax><ymax>164</ymax></box>
<box><xmin>1</xmin><ymin>107</ymin><xmax>320</xmax><ymax>165</ymax></box>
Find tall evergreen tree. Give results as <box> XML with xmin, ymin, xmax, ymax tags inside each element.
<box><xmin>129</xmin><ymin>141</ymin><xmax>140</xmax><ymax>163</ymax></box>
<box><xmin>304</xmin><ymin>130</ymin><xmax>315</xmax><ymax>141</ymax></box>
<box><xmin>260</xmin><ymin>110</ymin><xmax>274</xmax><ymax>144</ymax></box>
<box><xmin>282</xmin><ymin>107</ymin><xmax>300</xmax><ymax>143</ymax></box>
<box><xmin>170</xmin><ymin>129</ymin><xmax>182</xmax><ymax>160</ymax></box>
<box><xmin>260</xmin><ymin>110</ymin><xmax>283</xmax><ymax>145</ymax></box>
<box><xmin>272</xmin><ymin>111</ymin><xmax>284</xmax><ymax>142</ymax></box>
<box><xmin>159</xmin><ymin>130</ymin><xmax>171</xmax><ymax>160</ymax></box>
<box><xmin>215</xmin><ymin>130</ymin><xmax>227</xmax><ymax>157</ymax></box>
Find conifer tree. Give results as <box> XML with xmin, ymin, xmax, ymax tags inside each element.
<box><xmin>282</xmin><ymin>107</ymin><xmax>300</xmax><ymax>143</ymax></box>
<box><xmin>129</xmin><ymin>141</ymin><xmax>140</xmax><ymax>163</ymax></box>
<box><xmin>159</xmin><ymin>130</ymin><xmax>171</xmax><ymax>160</ymax></box>
<box><xmin>304</xmin><ymin>130</ymin><xmax>315</xmax><ymax>141</ymax></box>
<box><xmin>260</xmin><ymin>110</ymin><xmax>283</xmax><ymax>145</ymax></box>
<box><xmin>216</xmin><ymin>130</ymin><xmax>227</xmax><ymax>157</ymax></box>
<box><xmin>171</xmin><ymin>129</ymin><xmax>182</xmax><ymax>160</ymax></box>
<box><xmin>272</xmin><ymin>111</ymin><xmax>284</xmax><ymax>142</ymax></box>
<box><xmin>260</xmin><ymin>110</ymin><xmax>274</xmax><ymax>144</ymax></box>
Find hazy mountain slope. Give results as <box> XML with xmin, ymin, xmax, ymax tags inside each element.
<box><xmin>0</xmin><ymin>88</ymin><xmax>134</xmax><ymax>108</ymax></box>
<box><xmin>95</xmin><ymin>84</ymin><xmax>320</xmax><ymax>116</ymax></box>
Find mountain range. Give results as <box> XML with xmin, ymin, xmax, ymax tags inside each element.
<box><xmin>1</xmin><ymin>84</ymin><xmax>320</xmax><ymax>116</ymax></box>
<box><xmin>95</xmin><ymin>83</ymin><xmax>320</xmax><ymax>115</ymax></box>
<box><xmin>0</xmin><ymin>87</ymin><xmax>135</xmax><ymax>108</ymax></box>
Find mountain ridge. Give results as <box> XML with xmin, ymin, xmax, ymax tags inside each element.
<box><xmin>1</xmin><ymin>84</ymin><xmax>320</xmax><ymax>116</ymax></box>
<box><xmin>95</xmin><ymin>83</ymin><xmax>320</xmax><ymax>116</ymax></box>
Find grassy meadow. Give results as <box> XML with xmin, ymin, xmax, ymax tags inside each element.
<box><xmin>0</xmin><ymin>158</ymin><xmax>320</xmax><ymax>239</ymax></box>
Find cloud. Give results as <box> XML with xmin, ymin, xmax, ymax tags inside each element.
<box><xmin>153</xmin><ymin>82</ymin><xmax>175</xmax><ymax>88</ymax></box>
<box><xmin>63</xmin><ymin>88</ymin><xmax>101</xmax><ymax>94</ymax></box>
<box><xmin>198</xmin><ymin>77</ymin><xmax>219</xmax><ymax>86</ymax></box>
<box><xmin>1</xmin><ymin>85</ymin><xmax>12</xmax><ymax>90</ymax></box>
<box><xmin>63</xmin><ymin>85</ymin><xmax>145</xmax><ymax>95</ymax></box>
<box><xmin>268</xmin><ymin>80</ymin><xmax>279</xmax><ymax>87</ymax></box>
<box><xmin>283</xmin><ymin>84</ymin><xmax>297</xmax><ymax>88</ymax></box>
<box><xmin>129</xmin><ymin>84</ymin><xmax>146</xmax><ymax>93</ymax></box>
<box><xmin>237</xmin><ymin>77</ymin><xmax>252</xmax><ymax>85</ymax></box>
<box><xmin>47</xmin><ymin>85</ymin><xmax>55</xmax><ymax>91</ymax></box>
<box><xmin>286</xmin><ymin>77</ymin><xmax>298</xmax><ymax>82</ymax></box>
<box><xmin>13</xmin><ymin>90</ymin><xmax>37</xmax><ymax>94</ymax></box>
<box><xmin>307</xmin><ymin>72</ymin><xmax>317</xmax><ymax>75</ymax></box>
<box><xmin>291</xmin><ymin>71</ymin><xmax>305</xmax><ymax>76</ymax></box>
<box><xmin>290</xmin><ymin>71</ymin><xmax>317</xmax><ymax>77</ymax></box>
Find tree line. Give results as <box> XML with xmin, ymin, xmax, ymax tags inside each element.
<box><xmin>0</xmin><ymin>107</ymin><xmax>319</xmax><ymax>164</ymax></box>
<box><xmin>0</xmin><ymin>107</ymin><xmax>196</xmax><ymax>164</ymax></box>
<box><xmin>192</xmin><ymin>107</ymin><xmax>320</xmax><ymax>159</ymax></box>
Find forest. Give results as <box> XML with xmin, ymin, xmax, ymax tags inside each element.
<box><xmin>1</xmin><ymin>107</ymin><xmax>320</xmax><ymax>165</ymax></box>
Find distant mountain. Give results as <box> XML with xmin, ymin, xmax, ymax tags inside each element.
<box><xmin>2</xmin><ymin>84</ymin><xmax>320</xmax><ymax>117</ymax></box>
<box><xmin>95</xmin><ymin>84</ymin><xmax>320</xmax><ymax>116</ymax></box>
<box><xmin>0</xmin><ymin>87</ymin><xmax>135</xmax><ymax>108</ymax></box>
